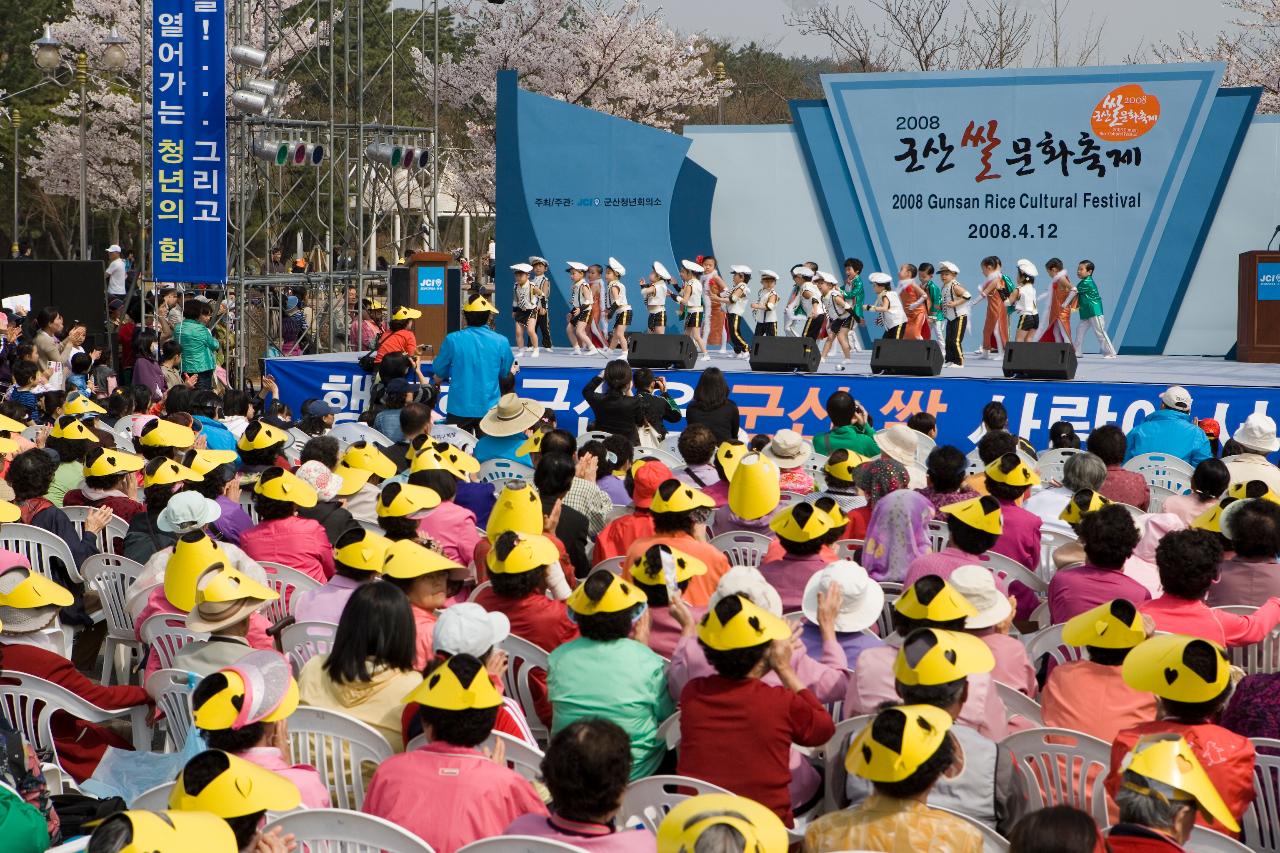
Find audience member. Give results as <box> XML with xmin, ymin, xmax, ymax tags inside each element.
<box><xmin>812</xmin><ymin>391</ymin><xmax>879</xmax><ymax>457</ymax></box>
<box><xmin>916</xmin><ymin>445</ymin><xmax>979</xmax><ymax>512</ymax></box>
<box><xmin>1089</xmin><ymin>424</ymin><xmax>1151</xmax><ymax>510</ymax></box>
<box><xmin>1124</xmin><ymin>386</ymin><xmax>1213</xmax><ymax>467</ymax></box>
<box><xmin>628</xmin><ymin>543</ymin><xmax>706</xmax><ymax>658</ymax></box>
<box><xmin>903</xmin><ymin>495</ymin><xmax>1002</xmax><ymax>588</ymax></box>
<box><xmin>1206</xmin><ymin>492</ymin><xmax>1280</xmax><ymax>606</ymax></box>
<box><xmin>1162</xmin><ymin>458</ymin><xmax>1230</xmax><ymax>528</ymax></box>
<box><xmin>240</xmin><ymin>467</ymin><xmax>335</xmax><ymax>582</ymax></box>
<box><xmin>799</xmin><ymin>561</ymin><xmax>884</xmax><ymax>665</ymax></box>
<box><xmin>1048</xmin><ymin>502</ymin><xmax>1149</xmax><ymax>623</ymax></box>
<box><xmin>1023</xmin><ymin>450</ymin><xmax>1106</xmax><ymax>534</ymax></box>
<box><xmin>685</xmin><ymin>368</ymin><xmax>740</xmax><ymax>443</ymax></box>
<box><xmin>624</xmin><ymin>479</ymin><xmax>728</xmax><ymax>605</ymax></box>
<box><xmin>950</xmin><ymin>564</ymin><xmax>1035</xmax><ymax>697</ymax></box>
<box><xmin>860</xmin><ymin>489</ymin><xmax>933</xmax><ymax>584</ymax></box>
<box><xmin>292</xmin><ymin>527</ymin><xmax>389</xmax><ymax>625</ymax></box>
<box><xmin>1224</xmin><ymin>413</ymin><xmax>1280</xmax><ymax>492</ymax></box>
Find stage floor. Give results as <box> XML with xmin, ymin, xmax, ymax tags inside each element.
<box><xmin>516</xmin><ymin>348</ymin><xmax>1274</xmax><ymax>388</ymax></box>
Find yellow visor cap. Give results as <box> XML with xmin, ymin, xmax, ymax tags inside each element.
<box><xmin>0</xmin><ymin>501</ymin><xmax>19</xmax><ymax>523</ymax></box>
<box><xmin>1122</xmin><ymin>634</ymin><xmax>1230</xmax><ymax>703</ymax></box>
<box><xmin>487</xmin><ymin>533</ymin><xmax>559</xmax><ymax>575</ymax></box>
<box><xmin>894</xmin><ymin>628</ymin><xmax>995</xmax><ymax>686</ymax></box>
<box><xmin>769</xmin><ymin>503</ymin><xmax>834</xmax><ymax>542</ymax></box>
<box><xmin>1120</xmin><ymin>733</ymin><xmax>1239</xmax><ymax>832</ymax></box>
<box><xmin>0</xmin><ymin>437</ymin><xmax>17</xmax><ymax>456</ymax></box>
<box><xmin>567</xmin><ymin>571</ymin><xmax>647</xmax><ymax>616</ymax></box>
<box><xmin>411</xmin><ymin>447</ymin><xmax>467</xmax><ymax>479</ymax></box>
<box><xmin>985</xmin><ymin>453</ymin><xmax>1040</xmax><ymax>487</ymax></box>
<box><xmin>487</xmin><ymin>482</ymin><xmax>544</xmax><ymax>540</ymax></box>
<box><xmin>382</xmin><ymin>538</ymin><xmax>462</xmax><ymax>580</ymax></box>
<box><xmin>391</xmin><ymin>306</ymin><xmax>422</xmax><ymax>320</ymax></box>
<box><xmin>1062</xmin><ymin>599</ymin><xmax>1146</xmax><ymax>649</ymax></box>
<box><xmin>184</xmin><ymin>449</ymin><xmax>239</xmax><ymax>477</ymax></box>
<box><xmin>334</xmin><ymin>528</ymin><xmax>391</xmax><ymax>573</ymax></box>
<box><xmin>342</xmin><ymin>441</ymin><xmax>397</xmax><ymax>479</ymax></box>
<box><xmin>170</xmin><ymin>749</ymin><xmax>301</xmax><ymax>817</ymax></box>
<box><xmin>64</xmin><ymin>394</ymin><xmax>106</xmax><ymax>415</ymax></box>
<box><xmin>376</xmin><ymin>481</ymin><xmax>441</xmax><ymax>517</ymax></box>
<box><xmin>430</xmin><ymin>442</ymin><xmax>480</xmax><ymax>475</ymax></box>
<box><xmin>893</xmin><ymin>578</ymin><xmax>978</xmax><ymax>622</ymax></box>
<box><xmin>1227</xmin><ymin>480</ymin><xmax>1280</xmax><ymax>504</ymax></box>
<box><xmin>332</xmin><ymin>464</ymin><xmax>372</xmax><ymax>496</ymax></box>
<box><xmin>1192</xmin><ymin>503</ymin><xmax>1225</xmax><ymax>533</ymax></box>
<box><xmin>0</xmin><ymin>413</ymin><xmax>28</xmax><ymax>433</ymax></box>
<box><xmin>49</xmin><ymin>416</ymin><xmax>99</xmax><ymax>443</ymax></box>
<box><xmin>144</xmin><ymin>458</ymin><xmax>205</xmax><ymax>487</ymax></box>
<box><xmin>847</xmin><ymin>704</ymin><xmax>955</xmax><ymax>783</ymax></box>
<box><xmin>697</xmin><ymin>594</ymin><xmax>791</xmax><ymax>651</ymax></box>
<box><xmin>193</xmin><ymin>652</ymin><xmax>300</xmax><ymax>731</ymax></box>
<box><xmin>403</xmin><ymin>655</ymin><xmax>503</xmax><ymax>710</ymax></box>
<box><xmin>824</xmin><ymin>450</ymin><xmax>871</xmax><ymax>483</ymax></box>
<box><xmin>942</xmin><ymin>495</ymin><xmax>1004</xmax><ymax>536</ymax></box>
<box><xmin>83</xmin><ymin>447</ymin><xmax>145</xmax><ymax>478</ymax></box>
<box><xmin>727</xmin><ymin>453</ymin><xmax>780</xmax><ymax>521</ymax></box>
<box><xmin>165</xmin><ymin>533</ymin><xmax>232</xmax><ymax>611</ymax></box>
<box><xmin>0</xmin><ymin>567</ymin><xmax>74</xmax><ymax>609</ymax></box>
<box><xmin>193</xmin><ymin>564</ymin><xmax>278</xmax><ymax>606</ymax></box>
<box><xmin>464</xmin><ymin>295</ymin><xmax>497</xmax><ymax>314</ymax></box>
<box><xmin>515</xmin><ymin>429</ymin><xmax>544</xmax><ymax>457</ymax></box>
<box><xmin>254</xmin><ymin>468</ymin><xmax>318</xmax><ymax>508</ymax></box>
<box><xmin>1059</xmin><ymin>489</ymin><xmax>1112</xmax><ymax>525</ymax></box>
<box><xmin>655</xmin><ymin>793</ymin><xmax>788</xmax><ymax>853</ymax></box>
<box><xmin>236</xmin><ymin>421</ymin><xmax>288</xmax><ymax>452</ymax></box>
<box><xmin>814</xmin><ymin>498</ymin><xmax>848</xmax><ymax>530</ymax></box>
<box><xmin>109</xmin><ymin>810</ymin><xmax>239</xmax><ymax>853</ymax></box>
<box><xmin>650</xmin><ymin>480</ymin><xmax>715</xmax><ymax>514</ymax></box>
<box><xmin>715</xmin><ymin>441</ymin><xmax>747</xmax><ymax>482</ymax></box>
<box><xmin>630</xmin><ymin>544</ymin><xmax>708</xmax><ymax>586</ymax></box>
<box><xmin>138</xmin><ymin>417</ymin><xmax>196</xmax><ymax>448</ymax></box>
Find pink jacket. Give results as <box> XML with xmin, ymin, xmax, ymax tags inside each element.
<box><xmin>239</xmin><ymin>515</ymin><xmax>336</xmax><ymax>583</ymax></box>
<box><xmin>417</xmin><ymin>501</ymin><xmax>482</xmax><ymax>568</ymax></box>
<box><xmin>1140</xmin><ymin>595</ymin><xmax>1280</xmax><ymax>648</ymax></box>
<box><xmin>241</xmin><ymin>747</ymin><xmax>331</xmax><ymax>810</ymax></box>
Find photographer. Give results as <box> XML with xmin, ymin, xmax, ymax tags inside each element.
<box><xmin>813</xmin><ymin>390</ymin><xmax>879</xmax><ymax>457</ymax></box>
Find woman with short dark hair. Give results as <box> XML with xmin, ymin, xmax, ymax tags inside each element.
<box><xmin>581</xmin><ymin>359</ymin><xmax>643</xmax><ymax>443</ymax></box>
<box><xmin>685</xmin><ymin>367</ymin><xmax>740</xmax><ymax>443</ymax></box>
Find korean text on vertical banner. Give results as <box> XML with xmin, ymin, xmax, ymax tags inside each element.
<box><xmin>152</xmin><ymin>0</ymin><xmax>227</xmax><ymax>283</ymax></box>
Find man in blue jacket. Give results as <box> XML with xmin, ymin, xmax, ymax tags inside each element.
<box><xmin>1124</xmin><ymin>385</ymin><xmax>1212</xmax><ymax>467</ymax></box>
<box><xmin>431</xmin><ymin>294</ymin><xmax>516</xmax><ymax>435</ymax></box>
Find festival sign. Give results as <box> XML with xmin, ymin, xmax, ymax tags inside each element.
<box><xmin>821</xmin><ymin>65</ymin><xmax>1222</xmax><ymax>346</ymax></box>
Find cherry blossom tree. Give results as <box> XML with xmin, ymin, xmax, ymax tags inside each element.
<box><xmin>1153</xmin><ymin>0</ymin><xmax>1280</xmax><ymax>114</ymax></box>
<box><xmin>413</xmin><ymin>0</ymin><xmax>731</xmax><ymax>212</ymax></box>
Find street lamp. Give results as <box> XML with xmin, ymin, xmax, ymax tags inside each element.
<box><xmin>715</xmin><ymin>61</ymin><xmax>726</xmax><ymax>125</ymax></box>
<box><xmin>9</xmin><ymin>109</ymin><xmax>19</xmax><ymax>259</ymax></box>
<box><xmin>102</xmin><ymin>26</ymin><xmax>129</xmax><ymax>72</ymax></box>
<box><xmin>33</xmin><ymin>23</ymin><xmax>62</xmax><ymax>73</ymax></box>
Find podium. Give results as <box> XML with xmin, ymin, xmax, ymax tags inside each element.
<box><xmin>389</xmin><ymin>251</ymin><xmax>458</xmax><ymax>355</ymax></box>
<box><xmin>1238</xmin><ymin>250</ymin><xmax>1280</xmax><ymax>362</ymax></box>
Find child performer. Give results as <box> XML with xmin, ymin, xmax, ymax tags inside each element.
<box><xmin>677</xmin><ymin>259</ymin><xmax>709</xmax><ymax>361</ymax></box>
<box><xmin>1008</xmin><ymin>259</ymin><xmax>1040</xmax><ymax>342</ymax></box>
<box><xmin>529</xmin><ymin>256</ymin><xmax>553</xmax><ymax>352</ymax></box>
<box><xmin>701</xmin><ymin>256</ymin><xmax>727</xmax><ymax>353</ymax></box>
<box><xmin>784</xmin><ymin>266</ymin><xmax>813</xmax><ymax>338</ymax></box>
<box><xmin>718</xmin><ymin>265</ymin><xmax>752</xmax><ymax>358</ymax></box>
<box><xmin>899</xmin><ymin>263</ymin><xmax>927</xmax><ymax>339</ymax></box>
<box><xmin>975</xmin><ymin>255</ymin><xmax>1010</xmax><ymax>359</ymax></box>
<box><xmin>511</xmin><ymin>262</ymin><xmax>538</xmax><ymax>357</ymax></box>
<box><xmin>752</xmin><ymin>270</ymin><xmax>781</xmax><ymax>338</ymax></box>
<box><xmin>1039</xmin><ymin>257</ymin><xmax>1073</xmax><ymax>344</ymax></box>
<box><xmin>818</xmin><ymin>272</ymin><xmax>854</xmax><ymax>368</ymax></box>
<box><xmin>842</xmin><ymin>258</ymin><xmax>866</xmax><ymax>352</ymax></box>
<box><xmin>938</xmin><ymin>261</ymin><xmax>971</xmax><ymax>368</ymax></box>
<box><xmin>587</xmin><ymin>263</ymin><xmax>608</xmax><ymax>348</ymax></box>
<box><xmin>921</xmin><ymin>262</ymin><xmax>946</xmax><ymax>343</ymax></box>
<box><xmin>640</xmin><ymin>262</ymin><xmax>670</xmax><ymax>336</ymax></box>
<box><xmin>604</xmin><ymin>257</ymin><xmax>631</xmax><ymax>355</ymax></box>
<box><xmin>864</xmin><ymin>272</ymin><xmax>906</xmax><ymax>339</ymax></box>
<box><xmin>565</xmin><ymin>261</ymin><xmax>598</xmax><ymax>356</ymax></box>
<box><xmin>799</xmin><ymin>269</ymin><xmax>827</xmax><ymax>342</ymax></box>
<box><xmin>1070</xmin><ymin>259</ymin><xmax>1118</xmax><ymax>358</ymax></box>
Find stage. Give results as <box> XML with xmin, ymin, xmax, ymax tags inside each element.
<box><xmin>265</xmin><ymin>347</ymin><xmax>1280</xmax><ymax>454</ymax></box>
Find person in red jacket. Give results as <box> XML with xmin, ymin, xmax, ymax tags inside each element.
<box><xmin>62</xmin><ymin>445</ymin><xmax>145</xmax><ymax>522</ymax></box>
<box><xmin>0</xmin><ymin>563</ymin><xmax>150</xmax><ymax>782</ymax></box>
<box><xmin>593</xmin><ymin>460</ymin><xmax>671</xmax><ymax>562</ymax></box>
<box><xmin>677</xmin><ymin>593</ymin><xmax>835</xmax><ymax>826</ymax></box>
<box><xmin>1106</xmin><ymin>634</ymin><xmax>1254</xmax><ymax>837</ymax></box>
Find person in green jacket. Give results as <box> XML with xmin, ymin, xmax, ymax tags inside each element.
<box><xmin>1069</xmin><ymin>259</ymin><xmax>1118</xmax><ymax>358</ymax></box>
<box><xmin>174</xmin><ymin>299</ymin><xmax>221</xmax><ymax>390</ymax></box>
<box><xmin>813</xmin><ymin>390</ymin><xmax>880</xmax><ymax>457</ymax></box>
<box><xmin>843</xmin><ymin>257</ymin><xmax>866</xmax><ymax>352</ymax></box>
<box><xmin>920</xmin><ymin>261</ymin><xmax>946</xmax><ymax>343</ymax></box>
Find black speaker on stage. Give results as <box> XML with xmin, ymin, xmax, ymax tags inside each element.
<box><xmin>1002</xmin><ymin>342</ymin><xmax>1077</xmax><ymax>380</ymax></box>
<box><xmin>626</xmin><ymin>333</ymin><xmax>696</xmax><ymax>369</ymax></box>
<box><xmin>0</xmin><ymin>260</ymin><xmax>107</xmax><ymax>339</ymax></box>
<box><xmin>870</xmin><ymin>339</ymin><xmax>943</xmax><ymax>376</ymax></box>
<box><xmin>389</xmin><ymin>265</ymin><xmax>411</xmax><ymax>310</ymax></box>
<box><xmin>748</xmin><ymin>336</ymin><xmax>820</xmax><ymax>373</ymax></box>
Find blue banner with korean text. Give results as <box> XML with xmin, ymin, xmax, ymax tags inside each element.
<box><xmin>264</xmin><ymin>354</ymin><xmax>1280</xmax><ymax>458</ymax></box>
<box><xmin>152</xmin><ymin>0</ymin><xmax>227</xmax><ymax>283</ymax></box>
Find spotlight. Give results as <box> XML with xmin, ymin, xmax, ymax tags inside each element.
<box><xmin>365</xmin><ymin>142</ymin><xmax>403</xmax><ymax>168</ymax></box>
<box><xmin>244</xmin><ymin>78</ymin><xmax>280</xmax><ymax>98</ymax></box>
<box><xmin>415</xmin><ymin>148</ymin><xmax>431</xmax><ymax>169</ymax></box>
<box><xmin>232</xmin><ymin>90</ymin><xmax>273</xmax><ymax>115</ymax></box>
<box><xmin>230</xmin><ymin>44</ymin><xmax>269</xmax><ymax>69</ymax></box>
<box><xmin>251</xmin><ymin>138</ymin><xmax>289</xmax><ymax>165</ymax></box>
<box><xmin>302</xmin><ymin>143</ymin><xmax>325</xmax><ymax>165</ymax></box>
<box><xmin>401</xmin><ymin>146</ymin><xmax>417</xmax><ymax>169</ymax></box>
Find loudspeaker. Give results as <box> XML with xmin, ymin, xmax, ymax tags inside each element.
<box><xmin>870</xmin><ymin>339</ymin><xmax>943</xmax><ymax>376</ymax></box>
<box><xmin>748</xmin><ymin>336</ymin><xmax>820</xmax><ymax>373</ymax></box>
<box><xmin>389</xmin><ymin>265</ymin><xmax>411</xmax><ymax>310</ymax></box>
<box><xmin>0</xmin><ymin>260</ymin><xmax>107</xmax><ymax>339</ymax></box>
<box><xmin>1002</xmin><ymin>342</ymin><xmax>1078</xmax><ymax>380</ymax></box>
<box><xmin>626</xmin><ymin>333</ymin><xmax>696</xmax><ymax>369</ymax></box>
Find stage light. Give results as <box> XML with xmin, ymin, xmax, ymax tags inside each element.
<box><xmin>232</xmin><ymin>90</ymin><xmax>274</xmax><ymax>115</ymax></box>
<box><xmin>101</xmin><ymin>26</ymin><xmax>128</xmax><ymax>72</ymax></box>
<box><xmin>401</xmin><ymin>146</ymin><xmax>417</xmax><ymax>169</ymax></box>
<box><xmin>230</xmin><ymin>44</ymin><xmax>269</xmax><ymax>69</ymax></box>
<box><xmin>415</xmin><ymin>148</ymin><xmax>431</xmax><ymax>169</ymax></box>
<box><xmin>244</xmin><ymin>78</ymin><xmax>280</xmax><ymax>98</ymax></box>
<box><xmin>32</xmin><ymin>23</ymin><xmax>62</xmax><ymax>73</ymax></box>
<box><xmin>365</xmin><ymin>142</ymin><xmax>403</xmax><ymax>168</ymax></box>
<box><xmin>251</xmin><ymin>138</ymin><xmax>289</xmax><ymax>165</ymax></box>
<box><xmin>302</xmin><ymin>143</ymin><xmax>325</xmax><ymax>165</ymax></box>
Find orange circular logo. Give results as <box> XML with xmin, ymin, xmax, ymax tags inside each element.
<box><xmin>1091</xmin><ymin>84</ymin><xmax>1160</xmax><ymax>142</ymax></box>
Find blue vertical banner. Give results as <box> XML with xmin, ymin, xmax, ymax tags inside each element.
<box><xmin>416</xmin><ymin>265</ymin><xmax>445</xmax><ymax>305</ymax></box>
<box><xmin>152</xmin><ymin>0</ymin><xmax>227</xmax><ymax>283</ymax></box>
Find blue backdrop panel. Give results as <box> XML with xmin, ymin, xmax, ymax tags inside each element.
<box><xmin>265</xmin><ymin>354</ymin><xmax>1280</xmax><ymax>458</ymax></box>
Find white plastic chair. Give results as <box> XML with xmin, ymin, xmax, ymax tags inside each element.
<box><xmin>1243</xmin><ymin>737</ymin><xmax>1280</xmax><ymax>853</ymax></box>
<box><xmin>708</xmin><ymin>531</ymin><xmax>772</xmax><ymax>569</ymax></box>
<box><xmin>0</xmin><ymin>522</ymin><xmax>84</xmax><ymax>584</ymax></box>
<box><xmin>329</xmin><ymin>421</ymin><xmax>393</xmax><ymax>450</ymax></box>
<box><xmin>430</xmin><ymin>425</ymin><xmax>478</xmax><ymax>454</ymax></box>
<box><xmin>1002</xmin><ymin>726</ymin><xmax>1112</xmax><ymax>826</ymax></box>
<box><xmin>1115</xmin><ymin>502</ymin><xmax>1146</xmax><ymax>520</ymax></box>
<box><xmin>1147</xmin><ymin>484</ymin><xmax>1177</xmax><ymax>513</ymax></box>
<box><xmin>931</xmin><ymin>805</ymin><xmax>1011</xmax><ymax>853</ymax></box>
<box><xmin>239</xmin><ymin>489</ymin><xmax>260</xmax><ymax>523</ymax></box>
<box><xmin>478</xmin><ymin>458</ymin><xmax>535</xmax><ymax>486</ymax></box>
<box><xmin>1022</xmin><ymin>623</ymin><xmax>1086</xmax><ymax>668</ymax></box>
<box><xmin>590</xmin><ymin>556</ymin><xmax>625</xmax><ymax>575</ymax></box>
<box><xmin>834</xmin><ymin>538</ymin><xmax>864</xmax><ymax>561</ymax></box>
<box><xmin>498</xmin><ymin>635</ymin><xmax>551</xmax><ymax>746</ymax></box>
<box><xmin>279</xmin><ymin>620</ymin><xmax>340</xmax><ymax>677</ymax></box>
<box><xmin>1215</xmin><ymin>605</ymin><xmax>1280</xmax><ymax>675</ymax></box>
<box><xmin>146</xmin><ymin>668</ymin><xmax>198</xmax><ymax>752</ymax></box>
<box><xmin>805</xmin><ymin>453</ymin><xmax>829</xmax><ymax>492</ymax></box>
<box><xmin>926</xmin><ymin>518</ymin><xmax>951</xmax><ymax>552</ymax></box>
<box><xmin>575</xmin><ymin>430</ymin><xmax>612</xmax><ymax>449</ymax></box>
<box><xmin>876</xmin><ymin>582</ymin><xmax>902</xmax><ymax>638</ymax></box>
<box><xmin>261</xmin><ymin>808</ymin><xmax>437</xmax><ymax>853</ymax></box>
<box><xmin>1187</xmin><ymin>825</ymin><xmax>1253</xmax><ymax>853</ymax></box>
<box><xmin>777</xmin><ymin>491</ymin><xmax>799</xmax><ymax>508</ymax></box>
<box><xmin>657</xmin><ymin>711</ymin><xmax>681</xmax><ymax>750</ymax></box>
<box><xmin>819</xmin><ymin>714</ymin><xmax>872</xmax><ymax>813</ymax></box>
<box><xmin>1030</xmin><ymin>601</ymin><xmax>1051</xmax><ymax>630</ymax></box>
<box><xmin>1123</xmin><ymin>452</ymin><xmax>1193</xmax><ymax>495</ymax></box>
<box><xmin>976</xmin><ymin>550</ymin><xmax>1048</xmax><ymax>596</ymax></box>
<box><xmin>458</xmin><ymin>837</ymin><xmax>589</xmax><ymax>852</ymax></box>
<box><xmin>660</xmin><ymin>431</ymin><xmax>682</xmax><ymax>454</ymax></box>
<box><xmin>486</xmin><ymin>730</ymin><xmax>545</xmax><ymax>783</ymax></box>
<box><xmin>257</xmin><ymin>561</ymin><xmax>322</xmax><ymax>626</ymax></box>
<box><xmin>81</xmin><ymin>553</ymin><xmax>146</xmax><ymax>684</ymax></box>
<box><xmin>619</xmin><ymin>774</ymin><xmax>734</xmax><ymax>835</ymax></box>
<box><xmin>61</xmin><ymin>506</ymin><xmax>125</xmax><ymax>555</ymax></box>
<box><xmin>635</xmin><ymin>447</ymin><xmax>683</xmax><ymax>470</ymax></box>
<box><xmin>288</xmin><ymin>706</ymin><xmax>394</xmax><ymax>810</ymax></box>
<box><xmin>0</xmin><ymin>672</ymin><xmax>150</xmax><ymax>771</ymax></box>
<box><xmin>1037</xmin><ymin>529</ymin><xmax>1075</xmax><ymax>584</ymax></box>
<box><xmin>994</xmin><ymin>680</ymin><xmax>1043</xmax><ymax>726</ymax></box>
<box><xmin>131</xmin><ymin>780</ymin><xmax>176</xmax><ymax>811</ymax></box>
<box><xmin>1036</xmin><ymin>447</ymin><xmax>1081</xmax><ymax>485</ymax></box>
<box><xmin>467</xmin><ymin>581</ymin><xmax>492</xmax><ymax>602</ymax></box>
<box><xmin>139</xmin><ymin>612</ymin><xmax>209</xmax><ymax>670</ymax></box>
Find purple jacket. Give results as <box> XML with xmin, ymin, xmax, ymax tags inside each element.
<box><xmin>1048</xmin><ymin>563</ymin><xmax>1152</xmax><ymax>624</ymax></box>
<box><xmin>758</xmin><ymin>554</ymin><xmax>828</xmax><ymax>613</ymax></box>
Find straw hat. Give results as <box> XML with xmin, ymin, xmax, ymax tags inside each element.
<box><xmin>761</xmin><ymin>429</ymin><xmax>812</xmax><ymax>469</ymax></box>
<box><xmin>479</xmin><ymin>394</ymin><xmax>545</xmax><ymax>438</ymax></box>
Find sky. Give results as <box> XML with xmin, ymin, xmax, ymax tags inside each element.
<box><xmin>653</xmin><ymin>0</ymin><xmax>1237</xmax><ymax>63</ymax></box>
